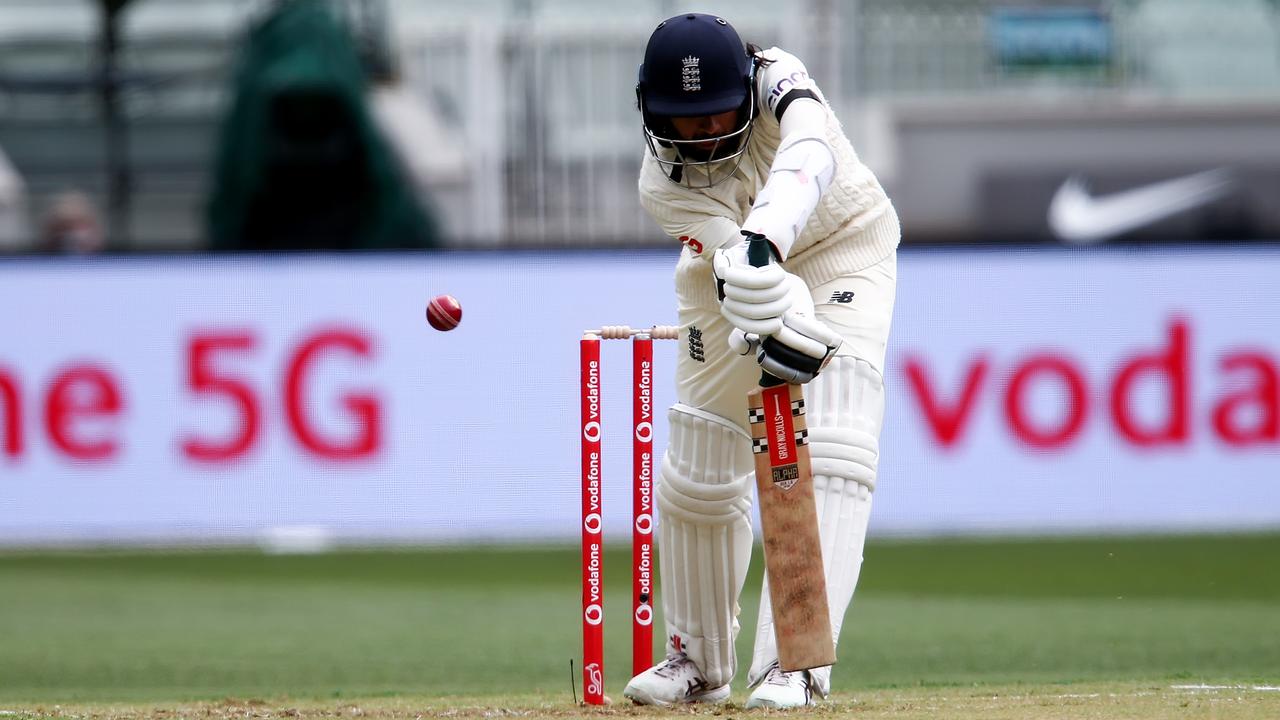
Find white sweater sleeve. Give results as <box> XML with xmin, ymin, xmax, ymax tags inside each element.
<box><xmin>638</xmin><ymin>153</ymin><xmax>746</xmax><ymax>258</ymax></box>
<box><xmin>741</xmin><ymin>53</ymin><xmax>836</xmax><ymax>261</ymax></box>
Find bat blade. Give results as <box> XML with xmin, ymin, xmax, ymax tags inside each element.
<box><xmin>747</xmin><ymin>381</ymin><xmax>836</xmax><ymax>672</ymax></box>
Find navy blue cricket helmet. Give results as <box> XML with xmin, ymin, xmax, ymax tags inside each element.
<box><xmin>637</xmin><ymin>14</ymin><xmax>758</xmax><ymax>186</ymax></box>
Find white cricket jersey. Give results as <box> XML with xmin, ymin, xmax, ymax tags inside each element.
<box><xmin>639</xmin><ymin>47</ymin><xmax>899</xmax><ymax>308</ymax></box>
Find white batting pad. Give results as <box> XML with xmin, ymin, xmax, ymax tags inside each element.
<box><xmin>656</xmin><ymin>403</ymin><xmax>756</xmax><ymax>689</ymax></box>
<box><xmin>748</xmin><ymin>356</ymin><xmax>884</xmax><ymax>696</ymax></box>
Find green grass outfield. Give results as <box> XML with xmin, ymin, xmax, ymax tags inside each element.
<box><xmin>1</xmin><ymin>533</ymin><xmax>1278</xmax><ymax>716</ymax></box>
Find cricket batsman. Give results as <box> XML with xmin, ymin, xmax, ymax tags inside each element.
<box><xmin>623</xmin><ymin>13</ymin><xmax>901</xmax><ymax>708</ymax></box>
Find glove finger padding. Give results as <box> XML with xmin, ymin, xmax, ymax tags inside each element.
<box><xmin>721</xmin><ymin>293</ymin><xmax>792</xmax><ymax>322</ymax></box>
<box><xmin>756</xmin><ymin>312</ymin><xmax>843</xmax><ymax>384</ymax></box>
<box><xmin>727</xmin><ymin>328</ymin><xmax>760</xmax><ymax>356</ymax></box>
<box><xmin>713</xmin><ymin>244</ymin><xmax>794</xmax><ymax>336</ymax></box>
<box><xmin>718</xmin><ymin>262</ymin><xmax>790</xmax><ymax>291</ymax></box>
<box><xmin>720</xmin><ymin>281</ymin><xmax>790</xmax><ymax>305</ymax></box>
<box><xmin>720</xmin><ymin>309</ymin><xmax>783</xmax><ymax>338</ymax></box>
<box><xmin>719</xmin><ymin>268</ymin><xmax>813</xmax><ymax>334</ymax></box>
<box><xmin>758</xmin><ymin>346</ymin><xmax>817</xmax><ymax>384</ymax></box>
<box><xmin>782</xmin><ymin>273</ymin><xmax>817</xmax><ymax>316</ymax></box>
<box><xmin>775</xmin><ymin>314</ymin><xmax>841</xmax><ymax>359</ymax></box>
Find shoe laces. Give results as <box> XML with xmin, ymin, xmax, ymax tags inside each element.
<box><xmin>763</xmin><ymin>662</ymin><xmax>810</xmax><ymax>691</ymax></box>
<box><xmin>653</xmin><ymin>653</ymin><xmax>711</xmax><ymax>695</ymax></box>
<box><xmin>652</xmin><ymin>652</ymin><xmax>695</xmax><ymax>680</ymax></box>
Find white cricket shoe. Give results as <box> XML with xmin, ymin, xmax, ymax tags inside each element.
<box><xmin>622</xmin><ymin>653</ymin><xmax>730</xmax><ymax>706</ymax></box>
<box><xmin>745</xmin><ymin>662</ymin><xmax>817</xmax><ymax>709</ymax></box>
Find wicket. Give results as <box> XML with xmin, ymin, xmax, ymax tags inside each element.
<box><xmin>579</xmin><ymin>324</ymin><xmax>679</xmax><ymax>705</ymax></box>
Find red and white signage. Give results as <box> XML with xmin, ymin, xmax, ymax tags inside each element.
<box><xmin>1</xmin><ymin>250</ymin><xmax>1277</xmax><ymax>545</ymax></box>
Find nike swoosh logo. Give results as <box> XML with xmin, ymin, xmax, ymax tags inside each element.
<box><xmin>1048</xmin><ymin>169</ymin><xmax>1234</xmax><ymax>245</ymax></box>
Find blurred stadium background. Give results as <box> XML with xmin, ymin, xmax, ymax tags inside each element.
<box><xmin>1</xmin><ymin>0</ymin><xmax>1279</xmax><ymax>713</ymax></box>
<box><xmin>1</xmin><ymin>0</ymin><xmax>1278</xmax><ymax>250</ymax></box>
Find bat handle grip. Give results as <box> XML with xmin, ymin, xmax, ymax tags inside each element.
<box><xmin>745</xmin><ymin>233</ymin><xmax>772</xmax><ymax>268</ymax></box>
<box><xmin>744</xmin><ymin>233</ymin><xmax>787</xmax><ymax>388</ymax></box>
<box><xmin>759</xmin><ymin>371</ymin><xmax>786</xmax><ymax>388</ymax></box>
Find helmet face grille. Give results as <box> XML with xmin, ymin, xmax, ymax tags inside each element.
<box><xmin>640</xmin><ymin>86</ymin><xmax>757</xmax><ymax>189</ymax></box>
<box><xmin>637</xmin><ymin>14</ymin><xmax>758</xmax><ymax>188</ymax></box>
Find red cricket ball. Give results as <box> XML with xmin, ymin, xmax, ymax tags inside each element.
<box><xmin>426</xmin><ymin>294</ymin><xmax>463</xmax><ymax>331</ymax></box>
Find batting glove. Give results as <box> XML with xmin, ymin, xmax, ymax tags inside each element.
<box><xmin>712</xmin><ymin>237</ymin><xmax>807</xmax><ymax>337</ymax></box>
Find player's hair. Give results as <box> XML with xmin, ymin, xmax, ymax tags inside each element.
<box><xmin>746</xmin><ymin>43</ymin><xmax>776</xmax><ymax>69</ymax></box>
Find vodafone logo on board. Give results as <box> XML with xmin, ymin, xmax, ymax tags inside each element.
<box><xmin>901</xmin><ymin>318</ymin><xmax>1280</xmax><ymax>451</ymax></box>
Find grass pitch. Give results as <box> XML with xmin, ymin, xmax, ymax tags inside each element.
<box><xmin>6</xmin><ymin>683</ymin><xmax>1280</xmax><ymax>720</ymax></box>
<box><xmin>0</xmin><ymin>533</ymin><xmax>1277</xmax><ymax>717</ymax></box>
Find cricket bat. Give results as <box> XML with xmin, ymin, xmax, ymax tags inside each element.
<box><xmin>744</xmin><ymin>235</ymin><xmax>836</xmax><ymax>672</ymax></box>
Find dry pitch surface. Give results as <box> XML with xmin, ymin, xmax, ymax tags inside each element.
<box><xmin>5</xmin><ymin>683</ymin><xmax>1280</xmax><ymax>720</ymax></box>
